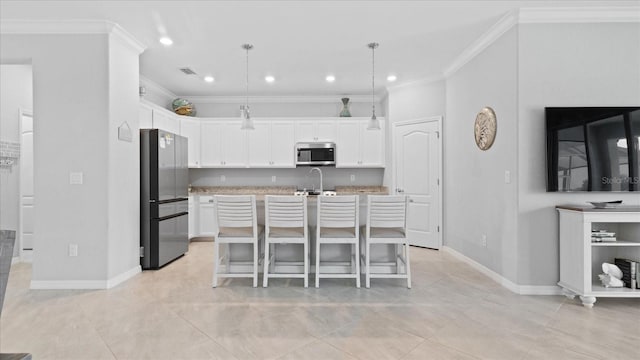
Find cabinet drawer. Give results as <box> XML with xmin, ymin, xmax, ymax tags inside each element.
<box><xmin>199</xmin><ymin>195</ymin><xmax>214</xmax><ymax>204</ymax></box>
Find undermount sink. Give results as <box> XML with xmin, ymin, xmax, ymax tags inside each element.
<box><xmin>294</xmin><ymin>190</ymin><xmax>337</xmax><ymax>196</ymax></box>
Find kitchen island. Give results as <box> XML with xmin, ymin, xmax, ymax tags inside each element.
<box><xmin>189</xmin><ymin>186</ymin><xmax>397</xmax><ymax>275</ymax></box>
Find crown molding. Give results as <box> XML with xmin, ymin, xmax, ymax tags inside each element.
<box><xmin>108</xmin><ymin>23</ymin><xmax>146</xmax><ymax>54</ymax></box>
<box><xmin>519</xmin><ymin>6</ymin><xmax>640</xmax><ymax>24</ymax></box>
<box><xmin>140</xmin><ymin>75</ymin><xmax>178</xmax><ymax>100</ymax></box>
<box><xmin>180</xmin><ymin>94</ymin><xmax>382</xmax><ymax>104</ymax></box>
<box><xmin>443</xmin><ymin>10</ymin><xmax>518</xmax><ymax>78</ymax></box>
<box><xmin>443</xmin><ymin>6</ymin><xmax>639</xmax><ymax>78</ymax></box>
<box><xmin>0</xmin><ymin>19</ymin><xmax>146</xmax><ymax>53</ymax></box>
<box><xmin>385</xmin><ymin>74</ymin><xmax>445</xmax><ymax>93</ymax></box>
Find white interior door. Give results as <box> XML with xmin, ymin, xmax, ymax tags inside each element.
<box><xmin>20</xmin><ymin>110</ymin><xmax>34</xmax><ymax>260</ymax></box>
<box><xmin>394</xmin><ymin>119</ymin><xmax>441</xmax><ymax>249</ymax></box>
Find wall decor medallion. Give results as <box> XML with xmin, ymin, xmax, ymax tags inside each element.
<box><xmin>474</xmin><ymin>107</ymin><xmax>497</xmax><ymax>150</ymax></box>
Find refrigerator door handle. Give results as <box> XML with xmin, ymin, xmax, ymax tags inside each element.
<box><xmin>156</xmin><ymin>212</ymin><xmax>188</xmax><ymax>222</ymax></box>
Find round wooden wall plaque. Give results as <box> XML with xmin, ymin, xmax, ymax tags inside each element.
<box><xmin>474</xmin><ymin>107</ymin><xmax>497</xmax><ymax>150</ymax></box>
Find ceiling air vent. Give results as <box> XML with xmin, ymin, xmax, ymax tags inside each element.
<box><xmin>179</xmin><ymin>67</ymin><xmax>197</xmax><ymax>75</ymax></box>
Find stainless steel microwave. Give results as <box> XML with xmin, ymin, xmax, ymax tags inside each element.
<box><xmin>296</xmin><ymin>142</ymin><xmax>336</xmax><ymax>166</ymax></box>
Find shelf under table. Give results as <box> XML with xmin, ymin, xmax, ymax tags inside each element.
<box><xmin>591</xmin><ymin>241</ymin><xmax>640</xmax><ymax>247</ymax></box>
<box><xmin>590</xmin><ymin>284</ymin><xmax>640</xmax><ymax>297</ymax></box>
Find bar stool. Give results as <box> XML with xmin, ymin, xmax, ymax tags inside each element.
<box><xmin>212</xmin><ymin>195</ymin><xmax>263</xmax><ymax>288</ymax></box>
<box><xmin>361</xmin><ymin>195</ymin><xmax>411</xmax><ymax>288</ymax></box>
<box><xmin>263</xmin><ymin>195</ymin><xmax>309</xmax><ymax>287</ymax></box>
<box><xmin>315</xmin><ymin>195</ymin><xmax>360</xmax><ymax>288</ymax></box>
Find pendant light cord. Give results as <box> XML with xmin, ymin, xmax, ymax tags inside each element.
<box><xmin>368</xmin><ymin>42</ymin><xmax>379</xmax><ymax>121</ymax></box>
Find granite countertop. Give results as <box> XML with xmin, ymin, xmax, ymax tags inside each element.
<box><xmin>189</xmin><ymin>185</ymin><xmax>388</xmax><ymax>198</ymax></box>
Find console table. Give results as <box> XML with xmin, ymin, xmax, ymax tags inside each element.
<box><xmin>556</xmin><ymin>205</ymin><xmax>640</xmax><ymax>307</ymax></box>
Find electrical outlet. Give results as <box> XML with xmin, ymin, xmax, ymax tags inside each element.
<box><xmin>271</xmin><ymin>175</ymin><xmax>276</xmax><ymax>183</ymax></box>
<box><xmin>481</xmin><ymin>235</ymin><xmax>487</xmax><ymax>247</ymax></box>
<box><xmin>504</xmin><ymin>170</ymin><xmax>511</xmax><ymax>184</ymax></box>
<box><xmin>220</xmin><ymin>175</ymin><xmax>226</xmax><ymax>182</ymax></box>
<box><xmin>350</xmin><ymin>174</ymin><xmax>356</xmax><ymax>182</ymax></box>
<box><xmin>69</xmin><ymin>172</ymin><xmax>83</xmax><ymax>185</ymax></box>
<box><xmin>68</xmin><ymin>243</ymin><xmax>78</xmax><ymax>257</ymax></box>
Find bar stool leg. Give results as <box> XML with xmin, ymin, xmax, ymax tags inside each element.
<box><xmin>405</xmin><ymin>241</ymin><xmax>411</xmax><ymax>289</ymax></box>
<box><xmin>253</xmin><ymin>240</ymin><xmax>258</xmax><ymax>288</ymax></box>
<box><xmin>315</xmin><ymin>241</ymin><xmax>321</xmax><ymax>288</ymax></box>
<box><xmin>355</xmin><ymin>241</ymin><xmax>361</xmax><ymax>288</ymax></box>
<box><xmin>263</xmin><ymin>240</ymin><xmax>270</xmax><ymax>287</ymax></box>
<box><xmin>365</xmin><ymin>241</ymin><xmax>371</xmax><ymax>288</ymax></box>
<box><xmin>303</xmin><ymin>241</ymin><xmax>309</xmax><ymax>288</ymax></box>
<box><xmin>213</xmin><ymin>241</ymin><xmax>219</xmax><ymax>288</ymax></box>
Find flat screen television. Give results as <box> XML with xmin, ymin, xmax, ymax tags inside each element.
<box><xmin>546</xmin><ymin>107</ymin><xmax>640</xmax><ymax>192</ymax></box>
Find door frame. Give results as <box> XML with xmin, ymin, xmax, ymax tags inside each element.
<box><xmin>18</xmin><ymin>108</ymin><xmax>33</xmax><ymax>263</ymax></box>
<box><xmin>391</xmin><ymin>116</ymin><xmax>443</xmax><ymax>249</ymax></box>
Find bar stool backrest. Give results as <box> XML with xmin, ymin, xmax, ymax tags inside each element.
<box><xmin>368</xmin><ymin>195</ymin><xmax>407</xmax><ymax>229</ymax></box>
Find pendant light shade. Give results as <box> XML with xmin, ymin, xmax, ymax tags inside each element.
<box><xmin>367</xmin><ymin>42</ymin><xmax>381</xmax><ymax>130</ymax></box>
<box><xmin>241</xmin><ymin>43</ymin><xmax>254</xmax><ymax>130</ymax></box>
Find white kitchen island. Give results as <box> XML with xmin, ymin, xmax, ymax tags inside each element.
<box><xmin>189</xmin><ymin>186</ymin><xmax>401</xmax><ymax>275</ymax></box>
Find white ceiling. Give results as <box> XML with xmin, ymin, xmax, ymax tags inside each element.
<box><xmin>1</xmin><ymin>1</ymin><xmax>635</xmax><ymax>97</ymax></box>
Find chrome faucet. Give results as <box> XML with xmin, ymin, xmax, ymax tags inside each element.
<box><xmin>309</xmin><ymin>167</ymin><xmax>323</xmax><ymax>194</ymax></box>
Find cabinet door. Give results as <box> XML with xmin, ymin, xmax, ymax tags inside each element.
<box><xmin>200</xmin><ymin>122</ymin><xmax>224</xmax><ymax>166</ymax></box>
<box><xmin>360</xmin><ymin>120</ymin><xmax>385</xmax><ymax>167</ymax></box>
<box><xmin>188</xmin><ymin>197</ymin><xmax>196</xmax><ymax>239</ymax></box>
<box><xmin>316</xmin><ymin>120</ymin><xmax>336</xmax><ymax>141</ymax></box>
<box><xmin>152</xmin><ymin>109</ymin><xmax>168</xmax><ymax>131</ymax></box>
<box><xmin>336</xmin><ymin>121</ymin><xmax>360</xmax><ymax>167</ymax></box>
<box><xmin>221</xmin><ymin>121</ymin><xmax>247</xmax><ymax>167</ymax></box>
<box><xmin>270</xmin><ymin>121</ymin><xmax>295</xmax><ymax>167</ymax></box>
<box><xmin>199</xmin><ymin>203</ymin><xmax>216</xmax><ymax>236</ymax></box>
<box><xmin>247</xmin><ymin>121</ymin><xmax>271</xmax><ymax>167</ymax></box>
<box><xmin>180</xmin><ymin>118</ymin><xmax>201</xmax><ymax>167</ymax></box>
<box><xmin>139</xmin><ymin>104</ymin><xmax>153</xmax><ymax>129</ymax></box>
<box><xmin>295</xmin><ymin>121</ymin><xmax>315</xmax><ymax>142</ymax></box>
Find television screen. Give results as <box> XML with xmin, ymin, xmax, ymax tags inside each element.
<box><xmin>546</xmin><ymin>107</ymin><xmax>640</xmax><ymax>192</ymax></box>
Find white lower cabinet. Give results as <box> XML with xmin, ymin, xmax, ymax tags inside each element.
<box><xmin>198</xmin><ymin>196</ymin><xmax>216</xmax><ymax>237</ymax></box>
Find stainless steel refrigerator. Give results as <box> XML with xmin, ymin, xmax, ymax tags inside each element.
<box><xmin>140</xmin><ymin>129</ymin><xmax>189</xmax><ymax>269</ymax></box>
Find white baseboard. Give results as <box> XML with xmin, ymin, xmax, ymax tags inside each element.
<box><xmin>30</xmin><ymin>265</ymin><xmax>141</xmax><ymax>290</ymax></box>
<box><xmin>442</xmin><ymin>246</ymin><xmax>562</xmax><ymax>296</ymax></box>
<box><xmin>106</xmin><ymin>265</ymin><xmax>141</xmax><ymax>289</ymax></box>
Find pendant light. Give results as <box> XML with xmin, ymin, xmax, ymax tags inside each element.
<box><xmin>241</xmin><ymin>43</ymin><xmax>254</xmax><ymax>130</ymax></box>
<box><xmin>367</xmin><ymin>42</ymin><xmax>381</xmax><ymax>130</ymax></box>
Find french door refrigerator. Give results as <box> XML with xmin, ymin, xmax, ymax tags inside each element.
<box><xmin>140</xmin><ymin>129</ymin><xmax>189</xmax><ymax>269</ymax></box>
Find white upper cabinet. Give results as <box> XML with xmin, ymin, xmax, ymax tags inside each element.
<box><xmin>179</xmin><ymin>117</ymin><xmax>201</xmax><ymax>167</ymax></box>
<box><xmin>200</xmin><ymin>119</ymin><xmax>247</xmax><ymax>167</ymax></box>
<box><xmin>295</xmin><ymin>119</ymin><xmax>336</xmax><ymax>142</ymax></box>
<box><xmin>153</xmin><ymin>109</ymin><xmax>180</xmax><ymax>134</ymax></box>
<box><xmin>140</xmin><ymin>101</ymin><xmax>180</xmax><ymax>134</ymax></box>
<box><xmin>336</xmin><ymin>118</ymin><xmax>385</xmax><ymax>168</ymax></box>
<box><xmin>248</xmin><ymin>120</ymin><xmax>295</xmax><ymax>167</ymax></box>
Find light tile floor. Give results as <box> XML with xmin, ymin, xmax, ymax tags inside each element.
<box><xmin>1</xmin><ymin>242</ymin><xmax>639</xmax><ymax>359</ymax></box>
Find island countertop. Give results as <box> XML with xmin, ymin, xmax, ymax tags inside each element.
<box><xmin>189</xmin><ymin>186</ymin><xmax>389</xmax><ymax>199</ymax></box>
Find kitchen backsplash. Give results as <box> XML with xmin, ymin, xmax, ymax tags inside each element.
<box><xmin>189</xmin><ymin>168</ymin><xmax>384</xmax><ymax>190</ymax></box>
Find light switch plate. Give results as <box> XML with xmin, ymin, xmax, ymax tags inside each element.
<box><xmin>70</xmin><ymin>172</ymin><xmax>83</xmax><ymax>185</ymax></box>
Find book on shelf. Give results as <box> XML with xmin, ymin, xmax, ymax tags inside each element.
<box><xmin>614</xmin><ymin>258</ymin><xmax>639</xmax><ymax>289</ymax></box>
<box><xmin>592</xmin><ymin>230</ymin><xmax>616</xmax><ymax>237</ymax></box>
<box><xmin>592</xmin><ymin>237</ymin><xmax>617</xmax><ymax>242</ymax></box>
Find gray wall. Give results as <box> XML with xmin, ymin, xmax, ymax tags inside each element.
<box><xmin>445</xmin><ymin>28</ymin><xmax>519</xmax><ymax>283</ymax></box>
<box><xmin>516</xmin><ymin>22</ymin><xmax>640</xmax><ymax>286</ymax></box>
<box><xmin>0</xmin><ymin>65</ymin><xmax>32</xmax><ymax>257</ymax></box>
<box><xmin>1</xmin><ymin>32</ymin><xmax>141</xmax><ymax>285</ymax></box>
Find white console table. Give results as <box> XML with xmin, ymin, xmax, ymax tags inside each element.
<box><xmin>557</xmin><ymin>205</ymin><xmax>640</xmax><ymax>308</ymax></box>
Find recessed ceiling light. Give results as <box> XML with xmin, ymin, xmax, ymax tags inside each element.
<box><xmin>387</xmin><ymin>75</ymin><xmax>397</xmax><ymax>82</ymax></box>
<box><xmin>204</xmin><ymin>76</ymin><xmax>215</xmax><ymax>83</ymax></box>
<box><xmin>326</xmin><ymin>75</ymin><xmax>336</xmax><ymax>83</ymax></box>
<box><xmin>159</xmin><ymin>37</ymin><xmax>173</xmax><ymax>46</ymax></box>
<box><xmin>265</xmin><ymin>75</ymin><xmax>275</xmax><ymax>83</ymax></box>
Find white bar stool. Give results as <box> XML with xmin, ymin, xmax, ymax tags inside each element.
<box><xmin>361</xmin><ymin>195</ymin><xmax>411</xmax><ymax>288</ymax></box>
<box><xmin>263</xmin><ymin>195</ymin><xmax>309</xmax><ymax>287</ymax></box>
<box><xmin>212</xmin><ymin>195</ymin><xmax>263</xmax><ymax>288</ymax></box>
<box><xmin>315</xmin><ymin>195</ymin><xmax>360</xmax><ymax>288</ymax></box>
